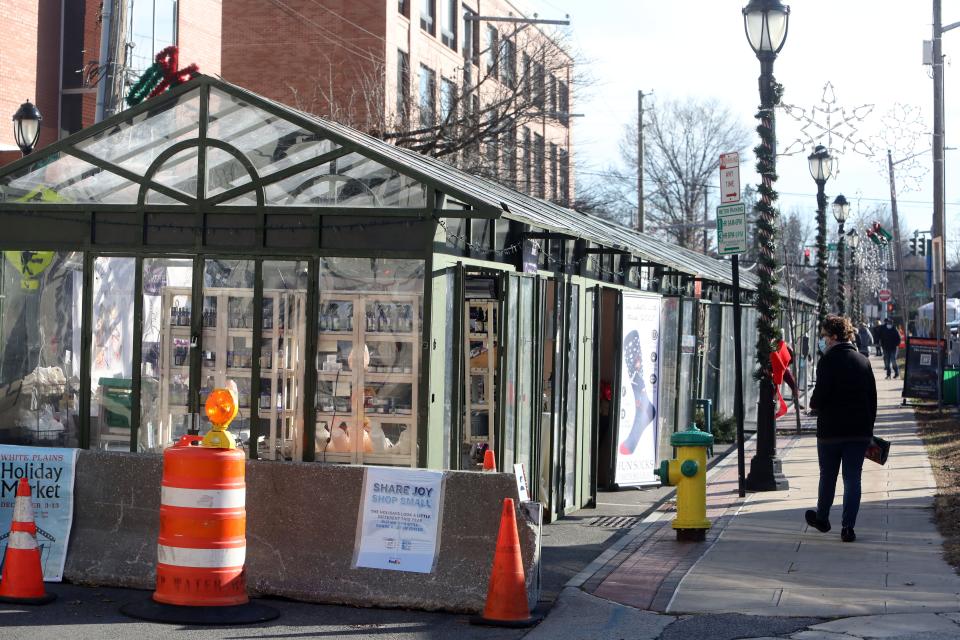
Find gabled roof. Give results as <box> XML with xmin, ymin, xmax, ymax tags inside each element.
<box><xmin>0</xmin><ymin>75</ymin><xmax>812</xmax><ymax>303</ymax></box>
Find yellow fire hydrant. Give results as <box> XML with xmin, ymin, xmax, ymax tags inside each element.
<box><xmin>653</xmin><ymin>423</ymin><xmax>713</xmax><ymax>542</ymax></box>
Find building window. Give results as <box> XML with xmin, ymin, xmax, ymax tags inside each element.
<box><xmin>522</xmin><ymin>54</ymin><xmax>532</xmax><ymax>102</ymax></box>
<box><xmin>397</xmin><ymin>50</ymin><xmax>410</xmax><ymax>126</ymax></box>
<box><xmin>128</xmin><ymin>0</ymin><xmax>178</xmax><ymax>77</ymax></box>
<box><xmin>533</xmin><ymin>62</ymin><xmax>545</xmax><ymax>109</ymax></box>
<box><xmin>533</xmin><ymin>133</ymin><xmax>545</xmax><ymax>198</ymax></box>
<box><xmin>440</xmin><ymin>78</ymin><xmax>457</xmax><ymax>123</ymax></box>
<box><xmin>421</xmin><ymin>0</ymin><xmax>436</xmax><ymax>34</ymax></box>
<box><xmin>463</xmin><ymin>7</ymin><xmax>480</xmax><ymax>65</ymax></box>
<box><xmin>485</xmin><ymin>26</ymin><xmax>498</xmax><ymax>77</ymax></box>
<box><xmin>522</xmin><ymin>127</ymin><xmax>532</xmax><ymax>193</ymax></box>
<box><xmin>558</xmin><ymin>80</ymin><xmax>569</xmax><ymax>126</ymax></box>
<box><xmin>399</xmin><ymin>0</ymin><xmax>409</xmax><ymax>18</ymax></box>
<box><xmin>549</xmin><ymin>75</ymin><xmax>558</xmax><ymax>114</ymax></box>
<box><xmin>419</xmin><ymin>65</ymin><xmax>436</xmax><ymax>127</ymax></box>
<box><xmin>559</xmin><ymin>148</ymin><xmax>570</xmax><ymax>205</ymax></box>
<box><xmin>549</xmin><ymin>143</ymin><xmax>558</xmax><ymax>201</ymax></box>
<box><xmin>500</xmin><ymin>38</ymin><xmax>516</xmax><ymax>87</ymax></box>
<box><xmin>441</xmin><ymin>0</ymin><xmax>457</xmax><ymax>49</ymax></box>
<box><xmin>504</xmin><ymin>127</ymin><xmax>517</xmax><ymax>185</ymax></box>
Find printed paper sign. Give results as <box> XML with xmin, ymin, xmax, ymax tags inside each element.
<box><xmin>514</xmin><ymin>463</ymin><xmax>530</xmax><ymax>502</ymax></box>
<box><xmin>354</xmin><ymin>467</ymin><xmax>445</xmax><ymax>573</ymax></box>
<box><xmin>0</xmin><ymin>445</ymin><xmax>79</xmax><ymax>581</ymax></box>
<box><xmin>614</xmin><ymin>294</ymin><xmax>662</xmax><ymax>487</ymax></box>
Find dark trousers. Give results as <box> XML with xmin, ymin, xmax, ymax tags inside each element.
<box><xmin>817</xmin><ymin>439</ymin><xmax>870</xmax><ymax>528</ymax></box>
<box><xmin>882</xmin><ymin>348</ymin><xmax>899</xmax><ymax>377</ymax></box>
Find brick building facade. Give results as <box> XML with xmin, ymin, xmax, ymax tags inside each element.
<box><xmin>222</xmin><ymin>0</ymin><xmax>574</xmax><ymax>204</ymax></box>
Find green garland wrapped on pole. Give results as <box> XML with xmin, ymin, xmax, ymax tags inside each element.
<box><xmin>753</xmin><ymin>100</ymin><xmax>783</xmax><ymax>382</ymax></box>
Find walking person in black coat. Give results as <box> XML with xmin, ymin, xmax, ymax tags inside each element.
<box><xmin>877</xmin><ymin>318</ymin><xmax>902</xmax><ymax>379</ymax></box>
<box><xmin>806</xmin><ymin>315</ymin><xmax>877</xmax><ymax>543</ymax></box>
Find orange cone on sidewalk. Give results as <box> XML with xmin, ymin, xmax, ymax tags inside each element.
<box><xmin>471</xmin><ymin>498</ymin><xmax>538</xmax><ymax>627</ymax></box>
<box><xmin>0</xmin><ymin>478</ymin><xmax>55</xmax><ymax>605</ymax></box>
<box><xmin>482</xmin><ymin>449</ymin><xmax>497</xmax><ymax>472</ymax></box>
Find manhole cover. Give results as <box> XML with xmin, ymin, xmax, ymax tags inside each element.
<box><xmin>587</xmin><ymin>516</ymin><xmax>640</xmax><ymax>529</ymax></box>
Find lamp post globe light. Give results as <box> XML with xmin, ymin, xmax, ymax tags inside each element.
<box><xmin>848</xmin><ymin>230</ymin><xmax>861</xmax><ymax>324</ymax></box>
<box><xmin>12</xmin><ymin>100</ymin><xmax>42</xmax><ymax>156</ymax></box>
<box><xmin>832</xmin><ymin>194</ymin><xmax>850</xmax><ymax>315</ymax></box>
<box><xmin>743</xmin><ymin>0</ymin><xmax>790</xmax><ymax>492</ymax></box>
<box><xmin>808</xmin><ymin>145</ymin><xmax>833</xmax><ymax>326</ymax></box>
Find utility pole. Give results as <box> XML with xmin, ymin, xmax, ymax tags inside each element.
<box><xmin>637</xmin><ymin>90</ymin><xmax>651</xmax><ymax>233</ymax></box>
<box><xmin>886</xmin><ymin>150</ymin><xmax>911</xmax><ymax>339</ymax></box>
<box><xmin>703</xmin><ymin>191</ymin><xmax>709</xmax><ymax>253</ymax></box>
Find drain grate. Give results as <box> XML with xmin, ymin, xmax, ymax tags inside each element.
<box><xmin>587</xmin><ymin>515</ymin><xmax>640</xmax><ymax>529</ymax></box>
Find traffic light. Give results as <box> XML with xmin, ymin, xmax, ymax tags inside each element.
<box><xmin>910</xmin><ymin>231</ymin><xmax>919</xmax><ymax>256</ymax></box>
<box><xmin>803</xmin><ymin>248</ymin><xmax>811</xmax><ymax>266</ymax></box>
<box><xmin>919</xmin><ymin>237</ymin><xmax>929</xmax><ymax>257</ymax></box>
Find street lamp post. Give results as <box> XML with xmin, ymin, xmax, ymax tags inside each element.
<box><xmin>808</xmin><ymin>145</ymin><xmax>833</xmax><ymax>325</ymax></box>
<box><xmin>743</xmin><ymin>0</ymin><xmax>790</xmax><ymax>492</ymax></box>
<box><xmin>12</xmin><ymin>100</ymin><xmax>42</xmax><ymax>156</ymax></box>
<box><xmin>848</xmin><ymin>230</ymin><xmax>861</xmax><ymax>324</ymax></box>
<box><xmin>832</xmin><ymin>194</ymin><xmax>850</xmax><ymax>315</ymax></box>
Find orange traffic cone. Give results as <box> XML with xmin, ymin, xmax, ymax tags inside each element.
<box><xmin>470</xmin><ymin>498</ymin><xmax>538</xmax><ymax>627</ymax></box>
<box><xmin>0</xmin><ymin>478</ymin><xmax>55</xmax><ymax>604</ymax></box>
<box><xmin>482</xmin><ymin>449</ymin><xmax>497</xmax><ymax>472</ymax></box>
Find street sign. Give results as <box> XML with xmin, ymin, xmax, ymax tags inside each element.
<box><xmin>716</xmin><ymin>203</ymin><xmax>747</xmax><ymax>255</ymax></box>
<box><xmin>878</xmin><ymin>289</ymin><xmax>892</xmax><ymax>303</ymax></box>
<box><xmin>719</xmin><ymin>152</ymin><xmax>740</xmax><ymax>204</ymax></box>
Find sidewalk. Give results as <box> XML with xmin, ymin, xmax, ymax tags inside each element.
<box><xmin>531</xmin><ymin>354</ymin><xmax>960</xmax><ymax>639</ymax></box>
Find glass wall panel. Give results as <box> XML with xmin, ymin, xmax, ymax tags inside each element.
<box><xmin>90</xmin><ymin>257</ymin><xmax>135</xmax><ymax>451</ymax></box>
<box><xmin>563</xmin><ymin>284</ymin><xmax>579</xmax><ymax>512</ymax></box>
<box><xmin>516</xmin><ymin>278</ymin><xmax>534</xmax><ymax>482</ymax></box>
<box><xmin>201</xmin><ymin>259</ymin><xmax>256</xmax><ymax>450</ymax></box>
<box><xmin>743</xmin><ymin>307</ymin><xmax>760</xmax><ymax>425</ymax></box>
<box><xmin>538</xmin><ymin>280</ymin><xmax>558</xmax><ymax>507</ymax></box>
<box><xmin>140</xmin><ymin>258</ymin><xmax>193</xmax><ymax>452</ymax></box>
<box><xmin>657</xmin><ymin>297</ymin><xmax>680</xmax><ymax>458</ymax></box>
<box><xmin>265</xmin><ymin>152</ymin><xmax>427</xmax><ymax>208</ymax></box>
<box><xmin>207</xmin><ymin>87</ymin><xmax>340</xmax><ymax>179</ymax></box>
<box><xmin>703</xmin><ymin>302</ymin><xmax>722</xmax><ymax>410</ymax></box>
<box><xmin>427</xmin><ymin>268</ymin><xmax>455</xmax><ymax>469</ymax></box>
<box><xmin>0</xmin><ymin>252</ymin><xmax>82</xmax><ymax>448</ymax></box>
<box><xmin>316</xmin><ymin>258</ymin><xmax>424</xmax><ymax>467</ymax></box>
<box><xmin>677</xmin><ymin>299</ymin><xmax>696</xmax><ymax>431</ymax></box>
<box><xmin>0</xmin><ymin>152</ymin><xmax>139</xmax><ymax>204</ymax></box>
<box><xmin>151</xmin><ymin>147</ymin><xmax>199</xmax><ymax>199</ymax></box>
<box><xmin>75</xmin><ymin>89</ymin><xmax>201</xmax><ymax>176</ymax></box>
<box><xmin>717</xmin><ymin>305</ymin><xmax>735</xmax><ymax>418</ymax></box>
<box><xmin>260</xmin><ymin>261</ymin><xmax>309</xmax><ymax>461</ymax></box>
<box><xmin>206</xmin><ymin>147</ymin><xmax>252</xmax><ymax>197</ymax></box>
<box><xmin>502</xmin><ymin>276</ymin><xmax>519</xmax><ymax>468</ymax></box>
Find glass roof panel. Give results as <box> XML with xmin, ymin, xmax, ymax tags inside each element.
<box><xmin>219</xmin><ymin>190</ymin><xmax>258</xmax><ymax>206</ymax></box>
<box><xmin>0</xmin><ymin>152</ymin><xmax>140</xmax><ymax>204</ymax></box>
<box><xmin>145</xmin><ymin>189</ymin><xmax>183</xmax><ymax>205</ymax></box>
<box><xmin>264</xmin><ymin>152</ymin><xmax>427</xmax><ymax>207</ymax></box>
<box><xmin>207</xmin><ymin>87</ymin><xmax>340</xmax><ymax>181</ymax></box>
<box><xmin>206</xmin><ymin>147</ymin><xmax>252</xmax><ymax>197</ymax></box>
<box><xmin>152</xmin><ymin>147</ymin><xmax>199</xmax><ymax>199</ymax></box>
<box><xmin>74</xmin><ymin>89</ymin><xmax>201</xmax><ymax>177</ymax></box>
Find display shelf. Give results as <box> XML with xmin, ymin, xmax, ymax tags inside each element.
<box><xmin>158</xmin><ymin>285</ymin><xmax>306</xmax><ymax>460</ymax></box>
<box><xmin>464</xmin><ymin>300</ymin><xmax>497</xmax><ymax>452</ymax></box>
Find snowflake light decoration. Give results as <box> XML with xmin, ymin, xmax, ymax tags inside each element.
<box><xmin>868</xmin><ymin>103</ymin><xmax>930</xmax><ymax>194</ymax></box>
<box><xmin>778</xmin><ymin>82</ymin><xmax>875</xmax><ymax>167</ymax></box>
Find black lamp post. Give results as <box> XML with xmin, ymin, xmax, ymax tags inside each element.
<box><xmin>848</xmin><ymin>230</ymin><xmax>861</xmax><ymax>323</ymax></box>
<box><xmin>12</xmin><ymin>100</ymin><xmax>42</xmax><ymax>156</ymax></box>
<box><xmin>743</xmin><ymin>0</ymin><xmax>790</xmax><ymax>492</ymax></box>
<box><xmin>832</xmin><ymin>194</ymin><xmax>850</xmax><ymax>315</ymax></box>
<box><xmin>808</xmin><ymin>145</ymin><xmax>833</xmax><ymax>325</ymax></box>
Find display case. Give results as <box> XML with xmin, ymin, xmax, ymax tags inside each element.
<box><xmin>463</xmin><ymin>299</ymin><xmax>497</xmax><ymax>467</ymax></box>
<box><xmin>315</xmin><ymin>292</ymin><xmax>419</xmax><ymax>467</ymax></box>
<box><xmin>156</xmin><ymin>286</ymin><xmax>306</xmax><ymax>457</ymax></box>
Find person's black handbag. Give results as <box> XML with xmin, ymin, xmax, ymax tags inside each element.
<box><xmin>866</xmin><ymin>435</ymin><xmax>891</xmax><ymax>465</ymax></box>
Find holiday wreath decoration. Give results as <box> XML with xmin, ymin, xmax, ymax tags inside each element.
<box><xmin>126</xmin><ymin>45</ymin><xmax>200</xmax><ymax>107</ymax></box>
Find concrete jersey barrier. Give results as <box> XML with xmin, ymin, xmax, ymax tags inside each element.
<box><xmin>63</xmin><ymin>450</ymin><xmax>540</xmax><ymax>613</ymax></box>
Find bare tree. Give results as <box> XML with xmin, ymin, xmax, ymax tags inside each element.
<box><xmin>283</xmin><ymin>24</ymin><xmax>581</xmax><ymax>198</ymax></box>
<box><xmin>585</xmin><ymin>97</ymin><xmax>752</xmax><ymax>250</ymax></box>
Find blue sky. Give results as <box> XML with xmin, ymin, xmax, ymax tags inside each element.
<box><xmin>540</xmin><ymin>0</ymin><xmax>958</xmax><ymax>242</ymax></box>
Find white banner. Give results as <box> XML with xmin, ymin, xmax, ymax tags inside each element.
<box><xmin>614</xmin><ymin>294</ymin><xmax>662</xmax><ymax>487</ymax></box>
<box><xmin>0</xmin><ymin>445</ymin><xmax>79</xmax><ymax>581</ymax></box>
<box><xmin>353</xmin><ymin>467</ymin><xmax>445</xmax><ymax>573</ymax></box>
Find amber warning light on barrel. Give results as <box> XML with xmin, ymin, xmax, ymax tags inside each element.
<box><xmin>202</xmin><ymin>386</ymin><xmax>239</xmax><ymax>449</ymax></box>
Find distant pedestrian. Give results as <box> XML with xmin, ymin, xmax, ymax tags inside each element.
<box><xmin>871</xmin><ymin>320</ymin><xmax>883</xmax><ymax>356</ymax></box>
<box><xmin>877</xmin><ymin>319</ymin><xmax>902</xmax><ymax>379</ymax></box>
<box><xmin>806</xmin><ymin>315</ymin><xmax>877</xmax><ymax>543</ymax></box>
<box><xmin>854</xmin><ymin>322</ymin><xmax>873</xmax><ymax>358</ymax></box>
